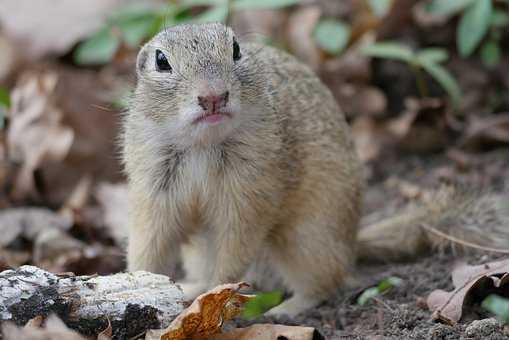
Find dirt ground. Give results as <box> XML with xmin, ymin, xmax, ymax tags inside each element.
<box><xmin>234</xmin><ymin>149</ymin><xmax>509</xmax><ymax>339</ymax></box>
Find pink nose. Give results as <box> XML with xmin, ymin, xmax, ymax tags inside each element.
<box><xmin>197</xmin><ymin>91</ymin><xmax>229</xmax><ymax>113</ymax></box>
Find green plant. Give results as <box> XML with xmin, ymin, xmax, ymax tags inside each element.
<box><xmin>242</xmin><ymin>291</ymin><xmax>282</xmax><ymax>319</ymax></box>
<box><xmin>74</xmin><ymin>3</ymin><xmax>177</xmax><ymax>65</ymax></box>
<box><xmin>0</xmin><ymin>87</ymin><xmax>10</xmax><ymax>130</ymax></box>
<box><xmin>362</xmin><ymin>42</ymin><xmax>462</xmax><ymax>107</ymax></box>
<box><xmin>312</xmin><ymin>0</ymin><xmax>395</xmax><ymax>55</ymax></box>
<box><xmin>357</xmin><ymin>276</ymin><xmax>402</xmax><ymax>305</ymax></box>
<box><xmin>425</xmin><ymin>0</ymin><xmax>509</xmax><ymax>67</ymax></box>
<box><xmin>313</xmin><ymin>19</ymin><xmax>351</xmax><ymax>55</ymax></box>
<box><xmin>367</xmin><ymin>0</ymin><xmax>393</xmax><ymax>18</ymax></box>
<box><xmin>74</xmin><ymin>0</ymin><xmax>303</xmax><ymax>65</ymax></box>
<box><xmin>482</xmin><ymin>294</ymin><xmax>509</xmax><ymax>323</ymax></box>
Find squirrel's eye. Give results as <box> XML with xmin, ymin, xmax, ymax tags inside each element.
<box><xmin>155</xmin><ymin>49</ymin><xmax>172</xmax><ymax>72</ymax></box>
<box><xmin>233</xmin><ymin>38</ymin><xmax>241</xmax><ymax>62</ymax></box>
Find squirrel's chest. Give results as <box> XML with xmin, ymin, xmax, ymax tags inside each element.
<box><xmin>164</xmin><ymin>151</ymin><xmax>235</xmax><ymax>223</ymax></box>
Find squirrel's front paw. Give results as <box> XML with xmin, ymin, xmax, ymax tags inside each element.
<box><xmin>265</xmin><ymin>295</ymin><xmax>320</xmax><ymax>317</ymax></box>
<box><xmin>177</xmin><ymin>281</ymin><xmax>208</xmax><ymax>301</ymax></box>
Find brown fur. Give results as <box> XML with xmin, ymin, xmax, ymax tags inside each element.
<box><xmin>121</xmin><ymin>23</ymin><xmax>509</xmax><ymax>316</ymax></box>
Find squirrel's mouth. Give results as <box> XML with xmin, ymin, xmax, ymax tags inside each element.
<box><xmin>193</xmin><ymin>112</ymin><xmax>232</xmax><ymax>125</ymax></box>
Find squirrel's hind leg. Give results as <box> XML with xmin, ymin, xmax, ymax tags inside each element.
<box><xmin>265</xmin><ymin>218</ymin><xmax>357</xmax><ymax>317</ymax></box>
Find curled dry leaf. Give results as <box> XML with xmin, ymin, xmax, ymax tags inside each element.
<box><xmin>97</xmin><ymin>319</ymin><xmax>112</xmax><ymax>340</ymax></box>
<box><xmin>427</xmin><ymin>258</ymin><xmax>509</xmax><ymax>325</ymax></box>
<box><xmin>153</xmin><ymin>282</ymin><xmax>252</xmax><ymax>340</ymax></box>
<box><xmin>6</xmin><ymin>72</ymin><xmax>74</xmax><ymax>201</ymax></box>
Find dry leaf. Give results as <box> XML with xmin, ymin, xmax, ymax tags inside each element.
<box><xmin>24</xmin><ymin>316</ymin><xmax>44</xmax><ymax>329</ymax></box>
<box><xmin>427</xmin><ymin>258</ymin><xmax>509</xmax><ymax>325</ymax></box>
<box><xmin>287</xmin><ymin>6</ymin><xmax>322</xmax><ymax>69</ymax></box>
<box><xmin>462</xmin><ymin>114</ymin><xmax>509</xmax><ymax>147</ymax></box>
<box><xmin>95</xmin><ymin>182</ymin><xmax>129</xmax><ymax>246</ymax></box>
<box><xmin>97</xmin><ymin>319</ymin><xmax>112</xmax><ymax>340</ymax></box>
<box><xmin>0</xmin><ymin>33</ymin><xmax>18</xmax><ymax>81</ymax></box>
<box><xmin>60</xmin><ymin>176</ymin><xmax>93</xmax><ymax>218</ymax></box>
<box><xmin>0</xmin><ymin>207</ymin><xmax>72</xmax><ymax>247</ymax></box>
<box><xmin>153</xmin><ymin>282</ymin><xmax>251</xmax><ymax>340</ymax></box>
<box><xmin>2</xmin><ymin>314</ymin><xmax>86</xmax><ymax>340</ymax></box>
<box><xmin>205</xmin><ymin>324</ymin><xmax>324</xmax><ymax>340</ymax></box>
<box><xmin>351</xmin><ymin>116</ymin><xmax>390</xmax><ymax>162</ymax></box>
<box><xmin>0</xmin><ymin>0</ymin><xmax>121</xmax><ymax>58</ymax></box>
<box><xmin>6</xmin><ymin>72</ymin><xmax>74</xmax><ymax>201</ymax></box>
<box><xmin>352</xmin><ymin>97</ymin><xmax>448</xmax><ymax>161</ymax></box>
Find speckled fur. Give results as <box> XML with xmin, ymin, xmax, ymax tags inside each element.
<box><xmin>121</xmin><ymin>23</ymin><xmax>509</xmax><ymax>317</ymax></box>
<box><xmin>121</xmin><ymin>23</ymin><xmax>362</xmax><ymax>316</ymax></box>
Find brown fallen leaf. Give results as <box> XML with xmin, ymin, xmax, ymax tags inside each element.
<box><xmin>461</xmin><ymin>113</ymin><xmax>509</xmax><ymax>148</ymax></box>
<box><xmin>205</xmin><ymin>324</ymin><xmax>323</xmax><ymax>340</ymax></box>
<box><xmin>24</xmin><ymin>316</ymin><xmax>44</xmax><ymax>329</ymax></box>
<box><xmin>97</xmin><ymin>318</ymin><xmax>112</xmax><ymax>340</ymax></box>
<box><xmin>0</xmin><ymin>207</ymin><xmax>72</xmax><ymax>247</ymax></box>
<box><xmin>286</xmin><ymin>6</ymin><xmax>322</xmax><ymax>69</ymax></box>
<box><xmin>153</xmin><ymin>282</ymin><xmax>252</xmax><ymax>340</ymax></box>
<box><xmin>427</xmin><ymin>258</ymin><xmax>509</xmax><ymax>325</ymax></box>
<box><xmin>0</xmin><ymin>0</ymin><xmax>121</xmax><ymax>58</ymax></box>
<box><xmin>95</xmin><ymin>182</ymin><xmax>129</xmax><ymax>246</ymax></box>
<box><xmin>2</xmin><ymin>314</ymin><xmax>86</xmax><ymax>340</ymax></box>
<box><xmin>6</xmin><ymin>72</ymin><xmax>74</xmax><ymax>201</ymax></box>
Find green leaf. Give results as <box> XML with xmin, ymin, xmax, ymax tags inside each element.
<box><xmin>0</xmin><ymin>87</ymin><xmax>8</xmax><ymax>130</ymax></box>
<box><xmin>0</xmin><ymin>107</ymin><xmax>5</xmax><ymax>130</ymax></box>
<box><xmin>313</xmin><ymin>19</ymin><xmax>351</xmax><ymax>55</ymax></box>
<box><xmin>357</xmin><ymin>277</ymin><xmax>402</xmax><ymax>305</ymax></box>
<box><xmin>482</xmin><ymin>295</ymin><xmax>509</xmax><ymax>322</ymax></box>
<box><xmin>416</xmin><ymin>48</ymin><xmax>449</xmax><ymax>64</ymax></box>
<box><xmin>367</xmin><ymin>0</ymin><xmax>393</xmax><ymax>18</ymax></box>
<box><xmin>182</xmin><ymin>0</ymin><xmax>226</xmax><ymax>6</ymax></box>
<box><xmin>491</xmin><ymin>9</ymin><xmax>509</xmax><ymax>27</ymax></box>
<box><xmin>480</xmin><ymin>40</ymin><xmax>501</xmax><ymax>68</ymax></box>
<box><xmin>117</xmin><ymin>15</ymin><xmax>162</xmax><ymax>47</ymax></box>
<box><xmin>419</xmin><ymin>59</ymin><xmax>462</xmax><ymax>108</ymax></box>
<box><xmin>357</xmin><ymin>287</ymin><xmax>380</xmax><ymax>306</ymax></box>
<box><xmin>110</xmin><ymin>4</ymin><xmax>161</xmax><ymax>22</ymax></box>
<box><xmin>457</xmin><ymin>0</ymin><xmax>493</xmax><ymax>57</ymax></box>
<box><xmin>233</xmin><ymin>0</ymin><xmax>301</xmax><ymax>10</ymax></box>
<box><xmin>0</xmin><ymin>87</ymin><xmax>10</xmax><ymax>108</ymax></box>
<box><xmin>361</xmin><ymin>42</ymin><xmax>414</xmax><ymax>63</ymax></box>
<box><xmin>242</xmin><ymin>291</ymin><xmax>283</xmax><ymax>319</ymax></box>
<box><xmin>425</xmin><ymin>0</ymin><xmax>474</xmax><ymax>17</ymax></box>
<box><xmin>377</xmin><ymin>276</ymin><xmax>403</xmax><ymax>292</ymax></box>
<box><xmin>194</xmin><ymin>4</ymin><xmax>229</xmax><ymax>23</ymax></box>
<box><xmin>74</xmin><ymin>28</ymin><xmax>120</xmax><ymax>65</ymax></box>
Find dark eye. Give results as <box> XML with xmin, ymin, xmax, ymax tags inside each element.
<box><xmin>155</xmin><ymin>49</ymin><xmax>172</xmax><ymax>72</ymax></box>
<box><xmin>233</xmin><ymin>38</ymin><xmax>241</xmax><ymax>62</ymax></box>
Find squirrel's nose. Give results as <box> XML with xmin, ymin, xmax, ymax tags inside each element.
<box><xmin>197</xmin><ymin>91</ymin><xmax>229</xmax><ymax>112</ymax></box>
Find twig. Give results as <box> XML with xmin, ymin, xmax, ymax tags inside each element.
<box><xmin>420</xmin><ymin>223</ymin><xmax>509</xmax><ymax>254</ymax></box>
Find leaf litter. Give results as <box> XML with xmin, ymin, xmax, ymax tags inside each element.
<box><xmin>427</xmin><ymin>258</ymin><xmax>509</xmax><ymax>325</ymax></box>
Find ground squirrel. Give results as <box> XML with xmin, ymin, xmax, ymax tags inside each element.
<box><xmin>122</xmin><ymin>23</ymin><xmax>509</xmax><ymax>316</ymax></box>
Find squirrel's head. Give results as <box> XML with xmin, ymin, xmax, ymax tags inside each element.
<box><xmin>133</xmin><ymin>23</ymin><xmax>270</xmax><ymax>147</ymax></box>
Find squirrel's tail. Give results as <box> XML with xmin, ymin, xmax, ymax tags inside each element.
<box><xmin>357</xmin><ymin>185</ymin><xmax>509</xmax><ymax>262</ymax></box>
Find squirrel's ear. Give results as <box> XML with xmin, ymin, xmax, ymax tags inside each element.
<box><xmin>136</xmin><ymin>45</ymin><xmax>149</xmax><ymax>77</ymax></box>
